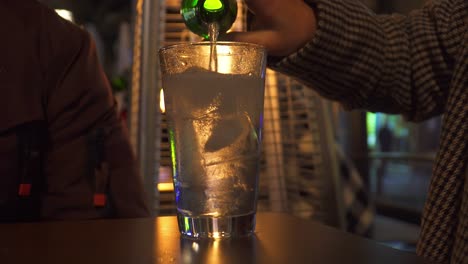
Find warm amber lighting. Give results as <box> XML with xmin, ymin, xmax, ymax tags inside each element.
<box><xmin>211</xmin><ymin>232</ymin><xmax>222</xmax><ymax>239</ymax></box>
<box><xmin>158</xmin><ymin>167</ymin><xmax>173</xmax><ymax>192</ymax></box>
<box><xmin>192</xmin><ymin>242</ymin><xmax>200</xmax><ymax>253</ymax></box>
<box><xmin>208</xmin><ymin>239</ymin><xmax>221</xmax><ymax>263</ymax></box>
<box><xmin>159</xmin><ymin>89</ymin><xmax>165</xmax><ymax>113</ymax></box>
<box><xmin>55</xmin><ymin>9</ymin><xmax>74</xmax><ymax>22</ymax></box>
<box><xmin>216</xmin><ymin>46</ymin><xmax>234</xmax><ymax>74</ymax></box>
<box><xmin>157</xmin><ymin>183</ymin><xmax>173</xmax><ymax>192</ymax></box>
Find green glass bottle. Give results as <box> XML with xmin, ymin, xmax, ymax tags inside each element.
<box><xmin>181</xmin><ymin>0</ymin><xmax>238</xmax><ymax>40</ymax></box>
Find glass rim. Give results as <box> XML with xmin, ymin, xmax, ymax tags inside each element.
<box><xmin>159</xmin><ymin>41</ymin><xmax>266</xmax><ymax>53</ymax></box>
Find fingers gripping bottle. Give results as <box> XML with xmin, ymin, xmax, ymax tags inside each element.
<box><xmin>181</xmin><ymin>0</ymin><xmax>238</xmax><ymax>39</ymax></box>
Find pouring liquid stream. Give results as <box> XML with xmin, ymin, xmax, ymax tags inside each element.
<box><xmin>208</xmin><ymin>22</ymin><xmax>220</xmax><ymax>72</ymax></box>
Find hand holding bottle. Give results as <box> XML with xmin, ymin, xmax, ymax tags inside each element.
<box><xmin>225</xmin><ymin>0</ymin><xmax>317</xmax><ymax>57</ymax></box>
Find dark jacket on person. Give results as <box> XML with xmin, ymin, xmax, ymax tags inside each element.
<box><xmin>0</xmin><ymin>0</ymin><xmax>150</xmax><ymax>221</ymax></box>
<box><xmin>272</xmin><ymin>0</ymin><xmax>467</xmax><ymax>263</ymax></box>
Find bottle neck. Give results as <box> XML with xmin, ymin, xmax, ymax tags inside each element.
<box><xmin>181</xmin><ymin>0</ymin><xmax>237</xmax><ymax>39</ymax></box>
<box><xmin>198</xmin><ymin>0</ymin><xmax>227</xmax><ymax>24</ymax></box>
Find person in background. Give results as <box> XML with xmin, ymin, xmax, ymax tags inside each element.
<box><xmin>376</xmin><ymin>122</ymin><xmax>394</xmax><ymax>193</ymax></box>
<box><xmin>226</xmin><ymin>0</ymin><xmax>467</xmax><ymax>263</ymax></box>
<box><xmin>0</xmin><ymin>0</ymin><xmax>150</xmax><ymax>222</ymax></box>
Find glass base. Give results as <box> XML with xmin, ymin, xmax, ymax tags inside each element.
<box><xmin>177</xmin><ymin>213</ymin><xmax>256</xmax><ymax>239</ymax></box>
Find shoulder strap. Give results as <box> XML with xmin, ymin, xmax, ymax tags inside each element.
<box><xmin>87</xmin><ymin>127</ymin><xmax>110</xmax><ymax>210</ymax></box>
<box><xmin>15</xmin><ymin>121</ymin><xmax>47</xmax><ymax>222</ymax></box>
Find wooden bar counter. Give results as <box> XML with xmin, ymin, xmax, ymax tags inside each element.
<box><xmin>0</xmin><ymin>212</ymin><xmax>431</xmax><ymax>264</ymax></box>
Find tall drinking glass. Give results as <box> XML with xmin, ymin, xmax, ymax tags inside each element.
<box><xmin>159</xmin><ymin>42</ymin><xmax>266</xmax><ymax>239</ymax></box>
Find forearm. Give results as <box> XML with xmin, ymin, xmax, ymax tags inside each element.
<box><xmin>271</xmin><ymin>0</ymin><xmax>464</xmax><ymax>121</ymax></box>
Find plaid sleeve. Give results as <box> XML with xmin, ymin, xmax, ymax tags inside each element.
<box><xmin>270</xmin><ymin>0</ymin><xmax>466</xmax><ymax>122</ymax></box>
